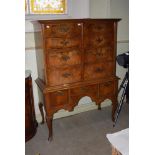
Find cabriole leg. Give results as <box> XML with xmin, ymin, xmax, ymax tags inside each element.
<box><xmin>46</xmin><ymin>116</ymin><xmax>53</xmax><ymax>142</ymax></box>
<box><xmin>38</xmin><ymin>102</ymin><xmax>45</xmax><ymax>124</ymax></box>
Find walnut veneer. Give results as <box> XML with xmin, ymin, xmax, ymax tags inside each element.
<box><xmin>33</xmin><ymin>19</ymin><xmax>121</xmax><ymax>141</ymax></box>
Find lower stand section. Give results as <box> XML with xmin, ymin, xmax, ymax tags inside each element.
<box><xmin>36</xmin><ymin>77</ymin><xmax>119</xmax><ymax>142</ymax></box>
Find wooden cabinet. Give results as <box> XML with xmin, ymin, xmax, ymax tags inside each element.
<box><xmin>25</xmin><ymin>71</ymin><xmax>38</xmax><ymax>142</ymax></box>
<box><xmin>33</xmin><ymin>19</ymin><xmax>120</xmax><ymax>141</ymax></box>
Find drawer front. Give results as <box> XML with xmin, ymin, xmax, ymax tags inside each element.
<box><xmin>84</xmin><ymin>47</ymin><xmax>114</xmax><ymax>63</ymax></box>
<box><xmin>47</xmin><ymin>66</ymin><xmax>82</xmax><ymax>86</ymax></box>
<box><xmin>47</xmin><ymin>48</ymin><xmax>82</xmax><ymax>67</ymax></box>
<box><xmin>84</xmin><ymin>22</ymin><xmax>114</xmax><ymax>34</ymax></box>
<box><xmin>45</xmin><ymin>37</ymin><xmax>81</xmax><ymax>49</ymax></box>
<box><xmin>49</xmin><ymin>90</ymin><xmax>69</xmax><ymax>107</ymax></box>
<box><xmin>84</xmin><ymin>34</ymin><xmax>114</xmax><ymax>49</ymax></box>
<box><xmin>43</xmin><ymin>23</ymin><xmax>82</xmax><ymax>38</ymax></box>
<box><xmin>84</xmin><ymin>22</ymin><xmax>114</xmax><ymax>49</ymax></box>
<box><xmin>70</xmin><ymin>84</ymin><xmax>98</xmax><ymax>96</ymax></box>
<box><xmin>99</xmin><ymin>81</ymin><xmax>114</xmax><ymax>97</ymax></box>
<box><xmin>84</xmin><ymin>62</ymin><xmax>114</xmax><ymax>80</ymax></box>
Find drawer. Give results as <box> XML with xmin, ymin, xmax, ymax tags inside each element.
<box><xmin>99</xmin><ymin>81</ymin><xmax>114</xmax><ymax>97</ymax></box>
<box><xmin>84</xmin><ymin>47</ymin><xmax>114</xmax><ymax>63</ymax></box>
<box><xmin>47</xmin><ymin>66</ymin><xmax>82</xmax><ymax>86</ymax></box>
<box><xmin>84</xmin><ymin>62</ymin><xmax>114</xmax><ymax>80</ymax></box>
<box><xmin>70</xmin><ymin>84</ymin><xmax>98</xmax><ymax>96</ymax></box>
<box><xmin>49</xmin><ymin>90</ymin><xmax>69</xmax><ymax>107</ymax></box>
<box><xmin>84</xmin><ymin>34</ymin><xmax>114</xmax><ymax>49</ymax></box>
<box><xmin>84</xmin><ymin>22</ymin><xmax>114</xmax><ymax>34</ymax></box>
<box><xmin>47</xmin><ymin>48</ymin><xmax>82</xmax><ymax>67</ymax></box>
<box><xmin>43</xmin><ymin>23</ymin><xmax>82</xmax><ymax>38</ymax></box>
<box><xmin>45</xmin><ymin>37</ymin><xmax>81</xmax><ymax>49</ymax></box>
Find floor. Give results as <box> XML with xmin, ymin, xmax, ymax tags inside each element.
<box><xmin>25</xmin><ymin>103</ymin><xmax>129</xmax><ymax>155</ymax></box>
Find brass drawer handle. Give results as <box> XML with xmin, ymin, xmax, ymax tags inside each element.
<box><xmin>80</xmin><ymin>87</ymin><xmax>88</xmax><ymax>92</ymax></box>
<box><xmin>104</xmin><ymin>81</ymin><xmax>112</xmax><ymax>87</ymax></box>
<box><xmin>96</xmin><ymin>37</ymin><xmax>103</xmax><ymax>43</ymax></box>
<box><xmin>61</xmin><ymin>55</ymin><xmax>70</xmax><ymax>61</ymax></box>
<box><xmin>60</xmin><ymin>40</ymin><xmax>69</xmax><ymax>46</ymax></box>
<box><xmin>95</xmin><ymin>67</ymin><xmax>104</xmax><ymax>73</ymax></box>
<box><xmin>62</xmin><ymin>72</ymin><xmax>72</xmax><ymax>78</ymax></box>
<box><xmin>54</xmin><ymin>91</ymin><xmax>64</xmax><ymax>96</ymax></box>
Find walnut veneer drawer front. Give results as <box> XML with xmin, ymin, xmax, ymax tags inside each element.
<box><xmin>84</xmin><ymin>62</ymin><xmax>114</xmax><ymax>80</ymax></box>
<box><xmin>84</xmin><ymin>47</ymin><xmax>114</xmax><ymax>63</ymax></box>
<box><xmin>43</xmin><ymin>23</ymin><xmax>82</xmax><ymax>38</ymax></box>
<box><xmin>48</xmin><ymin>90</ymin><xmax>69</xmax><ymax>107</ymax></box>
<box><xmin>45</xmin><ymin>37</ymin><xmax>81</xmax><ymax>49</ymax></box>
<box><xmin>70</xmin><ymin>84</ymin><xmax>98</xmax><ymax>96</ymax></box>
<box><xmin>47</xmin><ymin>48</ymin><xmax>82</xmax><ymax>67</ymax></box>
<box><xmin>47</xmin><ymin>66</ymin><xmax>82</xmax><ymax>86</ymax></box>
<box><xmin>84</xmin><ymin>22</ymin><xmax>114</xmax><ymax>34</ymax></box>
<box><xmin>84</xmin><ymin>34</ymin><xmax>114</xmax><ymax>49</ymax></box>
<box><xmin>99</xmin><ymin>81</ymin><xmax>114</xmax><ymax>97</ymax></box>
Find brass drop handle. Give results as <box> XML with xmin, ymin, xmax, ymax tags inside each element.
<box><xmin>104</xmin><ymin>81</ymin><xmax>112</xmax><ymax>87</ymax></box>
<box><xmin>60</xmin><ymin>40</ymin><xmax>69</xmax><ymax>46</ymax></box>
<box><xmin>62</xmin><ymin>72</ymin><xmax>72</xmax><ymax>78</ymax></box>
<box><xmin>61</xmin><ymin>55</ymin><xmax>70</xmax><ymax>61</ymax></box>
<box><xmin>96</xmin><ymin>37</ymin><xmax>103</xmax><ymax>43</ymax></box>
<box><xmin>95</xmin><ymin>67</ymin><xmax>104</xmax><ymax>73</ymax></box>
<box><xmin>80</xmin><ymin>87</ymin><xmax>88</xmax><ymax>92</ymax></box>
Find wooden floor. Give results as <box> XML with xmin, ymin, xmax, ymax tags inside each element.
<box><xmin>26</xmin><ymin>103</ymin><xmax>129</xmax><ymax>155</ymax></box>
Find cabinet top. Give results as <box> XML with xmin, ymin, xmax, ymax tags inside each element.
<box><xmin>37</xmin><ymin>18</ymin><xmax>121</xmax><ymax>24</ymax></box>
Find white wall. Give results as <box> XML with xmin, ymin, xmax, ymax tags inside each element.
<box><xmin>110</xmin><ymin>0</ymin><xmax>129</xmax><ymax>86</ymax></box>
<box><xmin>25</xmin><ymin>0</ymin><xmax>129</xmax><ymax>121</ymax></box>
<box><xmin>90</xmin><ymin>0</ymin><xmax>110</xmax><ymax>18</ymax></box>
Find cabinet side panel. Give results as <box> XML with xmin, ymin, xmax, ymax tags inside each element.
<box><xmin>34</xmin><ymin>31</ymin><xmax>46</xmax><ymax>83</ymax></box>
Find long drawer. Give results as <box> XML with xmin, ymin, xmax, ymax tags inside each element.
<box><xmin>47</xmin><ymin>65</ymin><xmax>82</xmax><ymax>86</ymax></box>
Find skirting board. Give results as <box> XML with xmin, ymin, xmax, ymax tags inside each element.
<box><xmin>36</xmin><ymin>100</ymin><xmax>112</xmax><ymax>122</ymax></box>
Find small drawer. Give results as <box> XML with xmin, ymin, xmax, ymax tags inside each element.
<box><xmin>47</xmin><ymin>48</ymin><xmax>82</xmax><ymax>67</ymax></box>
<box><xmin>45</xmin><ymin>37</ymin><xmax>81</xmax><ymax>49</ymax></box>
<box><xmin>70</xmin><ymin>84</ymin><xmax>98</xmax><ymax>96</ymax></box>
<box><xmin>47</xmin><ymin>66</ymin><xmax>82</xmax><ymax>86</ymax></box>
<box><xmin>84</xmin><ymin>62</ymin><xmax>114</xmax><ymax>80</ymax></box>
<box><xmin>44</xmin><ymin>23</ymin><xmax>82</xmax><ymax>38</ymax></box>
<box><xmin>49</xmin><ymin>90</ymin><xmax>69</xmax><ymax>107</ymax></box>
<box><xmin>99</xmin><ymin>81</ymin><xmax>114</xmax><ymax>97</ymax></box>
<box><xmin>84</xmin><ymin>22</ymin><xmax>114</xmax><ymax>34</ymax></box>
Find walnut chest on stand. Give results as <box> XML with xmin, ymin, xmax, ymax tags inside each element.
<box><xmin>33</xmin><ymin>19</ymin><xmax>121</xmax><ymax>141</ymax></box>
